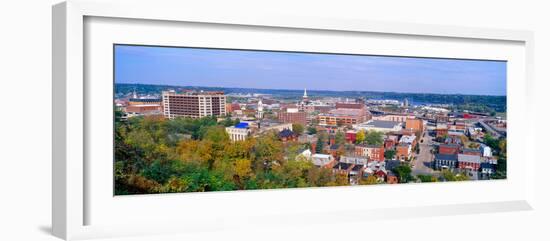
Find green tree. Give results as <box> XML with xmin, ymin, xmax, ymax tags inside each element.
<box><xmin>221</xmin><ymin>116</ymin><xmax>237</xmax><ymax>127</ymax></box>
<box><xmin>498</xmin><ymin>139</ymin><xmax>507</xmax><ymax>158</ymax></box>
<box><xmin>140</xmin><ymin>160</ymin><xmax>179</xmax><ymax>184</ymax></box>
<box><xmin>203</xmin><ymin>125</ymin><xmax>229</xmax><ymax>143</ymax></box>
<box><xmin>364</xmin><ymin>130</ymin><xmax>383</xmax><ymax>146</ymax></box>
<box><xmin>417</xmin><ymin>174</ymin><xmax>437</xmax><ymax>183</ymax></box>
<box><xmin>483</xmin><ymin>133</ymin><xmax>500</xmax><ymax>151</ymax></box>
<box><xmin>441</xmin><ymin>170</ymin><xmax>456</xmax><ymax>181</ymax></box>
<box><xmin>292</xmin><ymin>123</ymin><xmax>305</xmax><ymax>135</ymax></box>
<box><xmin>384</xmin><ymin>149</ymin><xmax>396</xmax><ymax>160</ymax></box>
<box><xmin>235</xmin><ymin>159</ymin><xmax>253</xmax><ymax>178</ymax></box>
<box><xmin>252</xmin><ymin>131</ymin><xmax>284</xmax><ymax>170</ymax></box>
<box><xmin>315</xmin><ymin>131</ymin><xmax>327</xmax><ymax>154</ymax></box>
<box><xmin>114</xmin><ymin>107</ymin><xmax>125</xmax><ymax>123</ymax></box>
<box><xmin>335</xmin><ymin>131</ymin><xmax>345</xmax><ymax>145</ymax></box>
<box><xmin>455</xmin><ymin>172</ymin><xmax>470</xmax><ymax>181</ymax></box>
<box><xmin>392</xmin><ymin>165</ymin><xmax>413</xmax><ymax>183</ymax></box>
<box><xmin>160</xmin><ymin>177</ymin><xmax>190</xmax><ymax>193</ymax></box>
<box><xmin>307</xmin><ymin>126</ymin><xmax>317</xmax><ymax>135</ymax></box>
<box><xmin>359</xmin><ymin>175</ymin><xmax>378</xmax><ymax>185</ymax></box>
<box><xmin>328</xmin><ymin>173</ymin><xmax>349</xmax><ymax>186</ymax></box>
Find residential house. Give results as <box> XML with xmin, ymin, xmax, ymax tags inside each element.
<box><xmin>355</xmin><ymin>144</ymin><xmax>385</xmax><ymax>162</ymax></box>
<box><xmin>333</xmin><ymin>162</ymin><xmax>354</xmax><ymax>175</ymax></box>
<box><xmin>384</xmin><ymin>135</ymin><xmax>398</xmax><ymax>149</ymax></box>
<box><xmin>340</xmin><ymin>155</ymin><xmax>369</xmax><ymax>165</ymax></box>
<box><xmin>278</xmin><ymin>129</ymin><xmax>298</xmax><ymax>142</ymax></box>
<box><xmin>374</xmin><ymin>170</ymin><xmax>387</xmax><ymax>182</ymax></box>
<box><xmin>457</xmin><ymin>154</ymin><xmax>481</xmax><ymax>171</ymax></box>
<box><xmin>434</xmin><ymin>153</ymin><xmax>458</xmax><ymax>170</ymax></box>
<box><xmin>480</xmin><ymin>162</ymin><xmax>497</xmax><ymax>175</ymax></box>
<box><xmin>399</xmin><ymin>134</ymin><xmax>417</xmax><ymax>147</ymax></box>
<box><xmin>396</xmin><ymin>143</ymin><xmax>412</xmax><ymax>161</ymax></box>
<box><xmin>345</xmin><ymin>130</ymin><xmax>357</xmax><ymax>143</ymax></box>
<box><xmin>481</xmin><ymin>145</ymin><xmax>492</xmax><ymax>157</ymax></box>
<box><xmin>405</xmin><ymin>118</ymin><xmax>424</xmax><ymax>133</ymax></box>
<box><xmin>312</xmin><ymin>154</ymin><xmax>335</xmax><ymax>167</ymax></box>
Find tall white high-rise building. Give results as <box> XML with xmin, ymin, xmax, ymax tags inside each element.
<box><xmin>162</xmin><ymin>90</ymin><xmax>226</xmax><ymax>119</ymax></box>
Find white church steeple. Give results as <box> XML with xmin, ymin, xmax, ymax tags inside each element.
<box><xmin>256</xmin><ymin>99</ymin><xmax>264</xmax><ymax>119</ymax></box>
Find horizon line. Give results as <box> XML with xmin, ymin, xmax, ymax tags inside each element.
<box><xmin>115</xmin><ymin>82</ymin><xmax>507</xmax><ymax>97</ymax></box>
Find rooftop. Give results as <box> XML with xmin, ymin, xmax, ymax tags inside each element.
<box><xmin>480</xmin><ymin>162</ymin><xmax>496</xmax><ymax>169</ymax></box>
<box><xmin>234</xmin><ymin>122</ymin><xmax>249</xmax><ymax>129</ymax></box>
<box><xmin>333</xmin><ymin>162</ymin><xmax>353</xmax><ymax>170</ymax></box>
<box><xmin>279</xmin><ymin>129</ymin><xmax>296</xmax><ymax>138</ymax></box>
<box><xmin>356</xmin><ymin>144</ymin><xmax>383</xmax><ymax>148</ymax></box>
<box><xmin>327</xmin><ymin>108</ymin><xmax>365</xmax><ymax>117</ymax></box>
<box><xmin>440</xmin><ymin>143</ymin><xmax>460</xmax><ymax>148</ymax></box>
<box><xmin>163</xmin><ymin>90</ymin><xmax>225</xmax><ymax>96</ymax></box>
<box><xmin>330</xmin><ymin>144</ymin><xmax>341</xmax><ymax>150</ymax></box>
<box><xmin>352</xmin><ymin>165</ymin><xmax>364</xmax><ymax>171</ymax></box>
<box><xmin>434</xmin><ymin>153</ymin><xmax>458</xmax><ymax>161</ymax></box>
<box><xmin>458</xmin><ymin>154</ymin><xmax>481</xmax><ymax>163</ymax></box>
<box><xmin>358</xmin><ymin>120</ymin><xmax>402</xmax><ymax>129</ymax></box>
<box><xmin>129</xmin><ymin>98</ymin><xmax>162</xmax><ymax>102</ymax></box>
<box><xmin>462</xmin><ymin>148</ymin><xmax>481</xmax><ymax>153</ymax></box>
<box><xmin>312</xmin><ymin>154</ymin><xmax>332</xmax><ymax>159</ymax></box>
<box><xmin>399</xmin><ymin>135</ymin><xmax>416</xmax><ymax>144</ymax></box>
<box><xmin>385</xmin><ymin>160</ymin><xmax>401</xmax><ymax>170</ymax></box>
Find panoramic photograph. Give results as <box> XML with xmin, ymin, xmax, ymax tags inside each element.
<box><xmin>113</xmin><ymin>44</ymin><xmax>507</xmax><ymax>195</ymax></box>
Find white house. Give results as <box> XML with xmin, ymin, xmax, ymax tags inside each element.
<box><xmin>225</xmin><ymin>123</ymin><xmax>251</xmax><ymax>141</ymax></box>
<box><xmin>297</xmin><ymin>149</ymin><xmax>312</xmax><ymax>160</ymax></box>
<box><xmin>340</xmin><ymin>155</ymin><xmax>369</xmax><ymax>165</ymax></box>
<box><xmin>482</xmin><ymin>146</ymin><xmax>492</xmax><ymax>157</ymax></box>
<box><xmin>311</xmin><ymin>154</ymin><xmax>334</xmax><ymax>167</ymax></box>
<box><xmin>399</xmin><ymin>134</ymin><xmax>416</xmax><ymax>144</ymax></box>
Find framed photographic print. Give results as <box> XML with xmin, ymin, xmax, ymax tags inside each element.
<box><xmin>53</xmin><ymin>0</ymin><xmax>535</xmax><ymax>240</ymax></box>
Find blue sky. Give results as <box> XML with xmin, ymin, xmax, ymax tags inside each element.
<box><xmin>114</xmin><ymin>45</ymin><xmax>506</xmax><ymax>96</ymax></box>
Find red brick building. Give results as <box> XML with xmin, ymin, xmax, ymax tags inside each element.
<box><xmin>335</xmin><ymin>102</ymin><xmax>365</xmax><ymax>109</ymax></box>
<box><xmin>345</xmin><ymin>130</ymin><xmax>357</xmax><ymax>143</ymax></box>
<box><xmin>369</xmin><ymin>145</ymin><xmax>385</xmax><ymax>162</ymax></box>
<box><xmin>125</xmin><ymin>104</ymin><xmax>162</xmax><ymax>115</ymax></box>
<box><xmin>439</xmin><ymin>144</ymin><xmax>460</xmax><ymax>155</ymax></box>
<box><xmin>405</xmin><ymin>118</ymin><xmax>424</xmax><ymax>133</ymax></box>
<box><xmin>226</xmin><ymin>103</ymin><xmax>241</xmax><ymax>113</ymax></box>
<box><xmin>278</xmin><ymin>109</ymin><xmax>307</xmax><ymax>125</ymax></box>
<box><xmin>384</xmin><ymin>138</ymin><xmax>396</xmax><ymax>149</ymax></box>
<box><xmin>457</xmin><ymin>154</ymin><xmax>481</xmax><ymax>170</ymax></box>
<box><xmin>354</xmin><ymin>145</ymin><xmax>385</xmax><ymax>162</ymax></box>
<box><xmin>396</xmin><ymin>143</ymin><xmax>411</xmax><ymax>161</ymax></box>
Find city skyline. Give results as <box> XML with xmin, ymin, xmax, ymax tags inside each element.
<box><xmin>115</xmin><ymin>45</ymin><xmax>507</xmax><ymax>96</ymax></box>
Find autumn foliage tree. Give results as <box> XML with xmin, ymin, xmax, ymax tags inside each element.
<box><xmin>114</xmin><ymin>114</ymin><xmax>367</xmax><ymax>195</ymax></box>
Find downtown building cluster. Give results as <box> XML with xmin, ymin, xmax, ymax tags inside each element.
<box><xmin>116</xmin><ymin>87</ymin><xmax>506</xmax><ymax>184</ymax></box>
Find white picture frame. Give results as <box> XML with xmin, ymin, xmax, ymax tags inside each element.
<box><xmin>52</xmin><ymin>0</ymin><xmax>535</xmax><ymax>240</ymax></box>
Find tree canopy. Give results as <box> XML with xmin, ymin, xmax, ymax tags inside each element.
<box><xmin>115</xmin><ymin>116</ymin><xmax>351</xmax><ymax>195</ymax></box>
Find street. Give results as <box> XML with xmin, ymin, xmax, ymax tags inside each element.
<box><xmin>411</xmin><ymin>130</ymin><xmax>438</xmax><ymax>176</ymax></box>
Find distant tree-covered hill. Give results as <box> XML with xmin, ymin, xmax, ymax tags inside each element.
<box><xmin>115</xmin><ymin>83</ymin><xmax>506</xmax><ymax>112</ymax></box>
